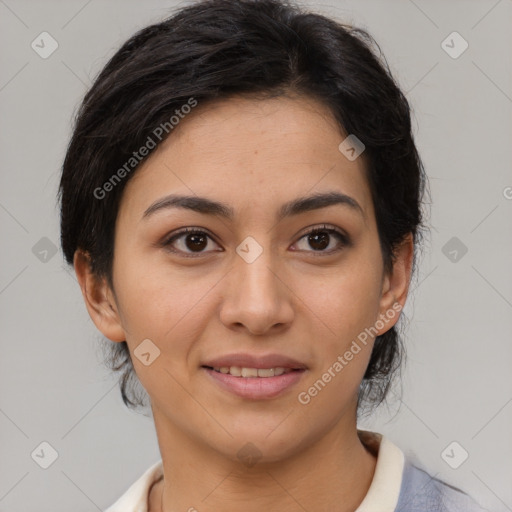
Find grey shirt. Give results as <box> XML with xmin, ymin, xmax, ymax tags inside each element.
<box><xmin>396</xmin><ymin>459</ymin><xmax>490</xmax><ymax>511</ymax></box>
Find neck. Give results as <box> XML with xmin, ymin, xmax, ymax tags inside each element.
<box><xmin>150</xmin><ymin>412</ymin><xmax>377</xmax><ymax>512</ymax></box>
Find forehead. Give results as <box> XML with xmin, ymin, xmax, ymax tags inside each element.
<box><xmin>156</xmin><ymin>94</ymin><xmax>346</xmax><ymax>166</ymax></box>
<box><xmin>120</xmin><ymin>94</ymin><xmax>374</xmax><ymax>223</ymax></box>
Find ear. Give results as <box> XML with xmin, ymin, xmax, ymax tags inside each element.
<box><xmin>376</xmin><ymin>233</ymin><xmax>414</xmax><ymax>335</ymax></box>
<box><xmin>73</xmin><ymin>249</ymin><xmax>125</xmax><ymax>342</ymax></box>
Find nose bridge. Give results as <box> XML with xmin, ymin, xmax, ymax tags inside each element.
<box><xmin>234</xmin><ymin>234</ymin><xmax>280</xmax><ymax>300</ymax></box>
<box><xmin>219</xmin><ymin>233</ymin><xmax>293</xmax><ymax>334</ymax></box>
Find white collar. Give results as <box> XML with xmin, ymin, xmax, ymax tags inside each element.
<box><xmin>355</xmin><ymin>430</ymin><xmax>405</xmax><ymax>512</ymax></box>
<box><xmin>104</xmin><ymin>459</ymin><xmax>163</xmax><ymax>512</ymax></box>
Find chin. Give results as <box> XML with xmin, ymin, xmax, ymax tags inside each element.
<box><xmin>209</xmin><ymin>426</ymin><xmax>311</xmax><ymax>466</ymax></box>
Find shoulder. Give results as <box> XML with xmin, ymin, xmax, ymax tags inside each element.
<box><xmin>395</xmin><ymin>460</ymin><xmax>490</xmax><ymax>512</ymax></box>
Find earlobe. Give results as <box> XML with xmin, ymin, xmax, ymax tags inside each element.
<box><xmin>73</xmin><ymin>250</ymin><xmax>126</xmax><ymax>342</ymax></box>
<box><xmin>376</xmin><ymin>233</ymin><xmax>414</xmax><ymax>335</ymax></box>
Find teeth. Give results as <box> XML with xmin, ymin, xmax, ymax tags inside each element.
<box><xmin>241</xmin><ymin>367</ymin><xmax>258</xmax><ymax>377</ymax></box>
<box><xmin>229</xmin><ymin>366</ymin><xmax>242</xmax><ymax>377</ymax></box>
<box><xmin>212</xmin><ymin>366</ymin><xmax>294</xmax><ymax>377</ymax></box>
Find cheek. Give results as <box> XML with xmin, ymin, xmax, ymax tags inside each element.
<box><xmin>303</xmin><ymin>262</ymin><xmax>382</xmax><ymax>345</ymax></box>
<box><xmin>112</xmin><ymin>264</ymin><xmax>218</xmax><ymax>402</ymax></box>
<box><xmin>113</xmin><ymin>255</ymin><xmax>216</xmax><ymax>351</ymax></box>
<box><xmin>295</xmin><ymin>268</ymin><xmax>382</xmax><ymax>416</ymax></box>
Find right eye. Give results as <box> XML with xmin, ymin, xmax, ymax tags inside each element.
<box><xmin>162</xmin><ymin>227</ymin><xmax>222</xmax><ymax>257</ymax></box>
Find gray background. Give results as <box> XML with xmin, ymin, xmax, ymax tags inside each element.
<box><xmin>1</xmin><ymin>0</ymin><xmax>511</xmax><ymax>511</ymax></box>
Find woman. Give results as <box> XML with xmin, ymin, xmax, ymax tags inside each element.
<box><xmin>58</xmin><ymin>0</ymin><xmax>489</xmax><ymax>510</ymax></box>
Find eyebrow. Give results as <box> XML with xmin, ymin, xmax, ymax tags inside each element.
<box><xmin>142</xmin><ymin>191</ymin><xmax>365</xmax><ymax>222</ymax></box>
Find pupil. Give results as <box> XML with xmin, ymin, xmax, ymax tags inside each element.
<box><xmin>309</xmin><ymin>232</ymin><xmax>329</xmax><ymax>251</ymax></box>
<box><xmin>186</xmin><ymin>234</ymin><xmax>207</xmax><ymax>251</ymax></box>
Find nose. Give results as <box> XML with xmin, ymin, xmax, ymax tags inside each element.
<box><xmin>219</xmin><ymin>245</ymin><xmax>294</xmax><ymax>336</ymax></box>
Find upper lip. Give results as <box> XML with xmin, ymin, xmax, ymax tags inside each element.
<box><xmin>202</xmin><ymin>353</ymin><xmax>307</xmax><ymax>370</ymax></box>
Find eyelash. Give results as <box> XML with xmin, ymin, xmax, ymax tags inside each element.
<box><xmin>161</xmin><ymin>224</ymin><xmax>350</xmax><ymax>258</ymax></box>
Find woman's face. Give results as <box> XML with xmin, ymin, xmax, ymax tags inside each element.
<box><xmin>88</xmin><ymin>94</ymin><xmax>410</xmax><ymax>462</ymax></box>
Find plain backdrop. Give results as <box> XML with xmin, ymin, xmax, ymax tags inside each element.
<box><xmin>0</xmin><ymin>0</ymin><xmax>511</xmax><ymax>511</ymax></box>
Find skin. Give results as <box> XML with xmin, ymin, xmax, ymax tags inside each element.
<box><xmin>75</xmin><ymin>94</ymin><xmax>413</xmax><ymax>512</ymax></box>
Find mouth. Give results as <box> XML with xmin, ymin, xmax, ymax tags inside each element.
<box><xmin>201</xmin><ymin>365</ymin><xmax>306</xmax><ymax>400</ymax></box>
<box><xmin>202</xmin><ymin>365</ymin><xmax>300</xmax><ymax>377</ymax></box>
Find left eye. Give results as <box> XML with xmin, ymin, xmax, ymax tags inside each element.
<box><xmin>162</xmin><ymin>225</ymin><xmax>349</xmax><ymax>257</ymax></box>
<box><xmin>293</xmin><ymin>225</ymin><xmax>349</xmax><ymax>254</ymax></box>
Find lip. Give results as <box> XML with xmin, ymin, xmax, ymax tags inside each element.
<box><xmin>201</xmin><ymin>352</ymin><xmax>308</xmax><ymax>370</ymax></box>
<box><xmin>202</xmin><ymin>367</ymin><xmax>306</xmax><ymax>400</ymax></box>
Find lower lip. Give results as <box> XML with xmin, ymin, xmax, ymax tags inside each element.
<box><xmin>202</xmin><ymin>367</ymin><xmax>306</xmax><ymax>400</ymax></box>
